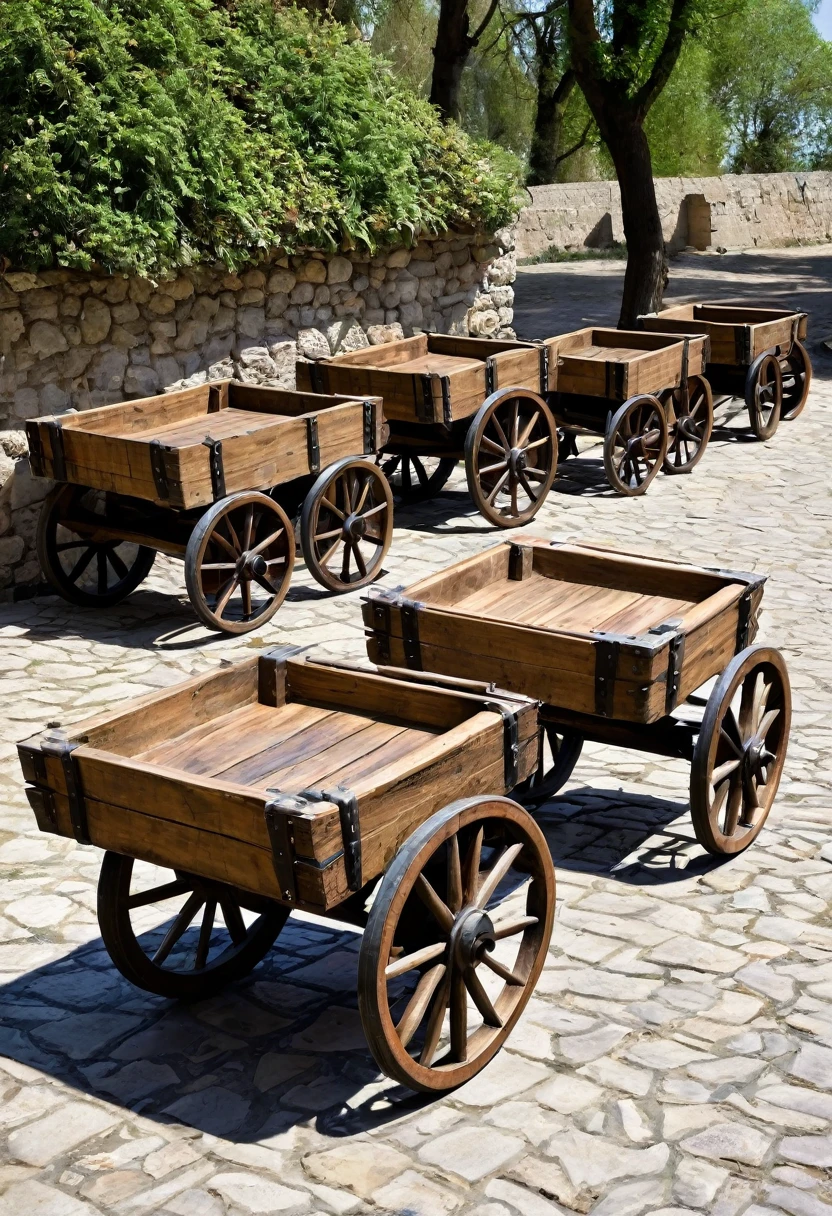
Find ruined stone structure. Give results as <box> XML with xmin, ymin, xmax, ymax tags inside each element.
<box><xmin>517</xmin><ymin>171</ymin><xmax>832</xmax><ymax>259</ymax></box>
<box><xmin>0</xmin><ymin>231</ymin><xmax>515</xmax><ymax>595</ymax></box>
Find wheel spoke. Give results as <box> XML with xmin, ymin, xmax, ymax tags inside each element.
<box><xmin>711</xmin><ymin>757</ymin><xmax>741</xmax><ymax>786</ymax></box>
<box><xmin>754</xmin><ymin>706</ymin><xmax>781</xmax><ymax>742</ymax></box>
<box><xmin>447</xmin><ymin>835</ymin><xmax>463</xmax><ymax>913</ymax></box>
<box><xmin>479</xmin><ymin>435</ymin><xmax>506</xmax><ymax>457</ymax></box>
<box><xmin>210</xmin><ymin>530</ymin><xmax>238</xmax><ymax>562</ymax></box>
<box><xmin>198</xmin><ymin>561</ymin><xmax>237</xmax><ymax>572</ymax></box>
<box><xmin>465</xmin><ymin>966</ymin><xmax>503</xmax><ymax>1027</ymax></box>
<box><xmin>490</xmin><ymin>415</ymin><xmax>511</xmax><ymax>453</ymax></box>
<box><xmin>419</xmin><ymin>970</ymin><xmax>452</xmax><ymax>1067</ymax></box>
<box><xmin>340</xmin><ymin>538</ymin><xmax>352</xmax><ymax>582</ymax></box>
<box><xmin>485</xmin><ymin>469</ymin><xmax>510</xmax><ymax>505</ymax></box>
<box><xmin>414</xmin><ymin>873</ymin><xmax>454</xmax><ymax>934</ymax></box>
<box><xmin>321</xmin><ymin>496</ymin><xmax>346</xmax><ymax>522</ymax></box>
<box><xmin>524</xmin><ymin>435</ymin><xmax>551</xmax><ymax>451</ymax></box>
<box><xmin>107</xmin><ymin>547</ymin><xmax>129</xmax><ymax>580</ymax></box>
<box><xmin>478</xmin><ymin>460</ymin><xmax>509</xmax><ymax>477</ymax></box>
<box><xmin>361</xmin><ymin>501</ymin><xmax>389</xmax><ymax>518</ymax></box>
<box><xmin>251</xmin><ymin>526</ymin><xmax>285</xmax><ymax>556</ymax></box>
<box><xmin>243</xmin><ymin>505</ymin><xmax>254</xmax><ymax>553</ymax></box>
<box><xmin>354</xmin><ymin>476</ymin><xmax>372</xmax><ymax>514</ymax></box>
<box><xmin>723</xmin><ymin>781</ymin><xmax>744</xmax><ymax>837</ymax></box>
<box><xmin>351</xmin><ymin>538</ymin><xmax>367</xmax><ymax>580</ymax></box>
<box><xmin>221</xmin><ymin>901</ymin><xmax>247</xmax><ymax>945</ymax></box>
<box><xmin>475</xmin><ymin>841</ymin><xmax>525</xmax><ymax>909</ymax></box>
<box><xmin>517</xmin><ymin>411</ymin><xmax>540</xmax><ymax>448</ymax></box>
<box><xmin>223</xmin><ymin>515</ymin><xmax>242</xmax><ymax>555</ymax></box>
<box><xmin>492</xmin><ymin>914</ymin><xmax>539</xmax><ymax>940</ymax></box>
<box><xmin>214</xmin><ymin>575</ymin><xmax>240</xmax><ymax>618</ymax></box>
<box><xmin>413</xmin><ymin>458</ymin><xmax>429</xmax><ymax>487</ymax></box>
<box><xmin>481</xmin><ymin>951</ymin><xmax>525</xmax><ymax>986</ymax></box>
<box><xmin>67</xmin><ymin>545</ymin><xmax>97</xmax><ymax>585</ymax></box>
<box><xmin>195</xmin><ymin>898</ymin><xmax>217</xmax><ymax>970</ymax></box>
<box><xmin>386</xmin><ymin>940</ymin><xmax>447</xmax><ymax>979</ymax></box>
<box><xmin>127</xmin><ymin>878</ymin><xmax>193</xmax><ymax>910</ymax></box>
<box><xmin>396</xmin><ymin>963</ymin><xmax>447</xmax><ymax>1049</ymax></box>
<box><xmin>463</xmin><ymin>827</ymin><xmax>483</xmax><ymax>903</ymax></box>
<box><xmin>314</xmin><ymin>527</ymin><xmax>343</xmax><ymax>543</ymax></box>
<box><xmin>252</xmin><ymin>571</ymin><xmax>279</xmax><ymax>596</ymax></box>
<box><xmin>152</xmin><ymin>891</ymin><xmax>205</xmax><ymax>965</ymax></box>
<box><xmin>240</xmin><ymin>577</ymin><xmax>252</xmax><ymax>619</ymax></box>
<box><xmin>97</xmin><ymin>549</ymin><xmax>109</xmax><ymax>594</ymax></box>
<box><xmin>449</xmin><ymin>969</ymin><xmax>468</xmax><ymax>1062</ymax></box>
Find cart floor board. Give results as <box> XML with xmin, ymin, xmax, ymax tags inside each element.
<box><xmin>393</xmin><ymin>354</ymin><xmax>484</xmax><ymax>376</ymax></box>
<box><xmin>137</xmin><ymin>701</ymin><xmax>439</xmax><ymax>792</ymax></box>
<box><xmin>108</xmin><ymin>408</ymin><xmax>290</xmax><ymax>446</ymax></box>
<box><xmin>562</xmin><ymin>344</ymin><xmax>644</xmax><ymax>363</ymax></box>
<box><xmin>453</xmin><ymin>574</ymin><xmax>695</xmax><ymax>634</ymax></box>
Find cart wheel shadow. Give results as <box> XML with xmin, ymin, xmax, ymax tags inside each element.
<box><xmin>0</xmin><ymin>785</ymin><xmax>731</xmax><ymax>1144</ymax></box>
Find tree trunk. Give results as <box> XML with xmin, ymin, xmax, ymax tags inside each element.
<box><xmin>430</xmin><ymin>0</ymin><xmax>472</xmax><ymax>122</ymax></box>
<box><xmin>606</xmin><ymin>119</ymin><xmax>666</xmax><ymax>326</ymax></box>
<box><xmin>527</xmin><ymin>70</ymin><xmax>569</xmax><ymax>186</ymax></box>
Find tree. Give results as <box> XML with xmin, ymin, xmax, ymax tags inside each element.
<box><xmin>708</xmin><ymin>0</ymin><xmax>832</xmax><ymax>172</ymax></box>
<box><xmin>567</xmin><ymin>0</ymin><xmax>708</xmax><ymax>325</ymax></box>
<box><xmin>430</xmin><ymin>0</ymin><xmax>501</xmax><ymax>120</ymax></box>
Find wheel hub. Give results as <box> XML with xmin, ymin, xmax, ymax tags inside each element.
<box><xmin>451</xmin><ymin>907</ymin><xmax>496</xmax><ymax>970</ymax></box>
<box><xmin>677</xmin><ymin>416</ymin><xmax>700</xmax><ymax>441</ymax></box>
<box><xmin>508</xmin><ymin>447</ymin><xmax>527</xmax><ymax>475</ymax></box>
<box><xmin>742</xmin><ymin>736</ymin><xmax>775</xmax><ymax>781</ymax></box>
<box><xmin>344</xmin><ymin>512</ymin><xmax>367</xmax><ymax>539</ymax></box>
<box><xmin>239</xmin><ymin>551</ymin><xmax>267</xmax><ymax>579</ymax></box>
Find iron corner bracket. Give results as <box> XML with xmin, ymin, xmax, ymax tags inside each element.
<box><xmin>202</xmin><ymin>436</ymin><xmax>226</xmax><ymax>500</ymax></box>
<box><xmin>39</xmin><ymin>731</ymin><xmax>89</xmax><ymax>844</ymax></box>
<box><xmin>481</xmin><ymin>701</ymin><xmax>519</xmax><ymax>788</ymax></box>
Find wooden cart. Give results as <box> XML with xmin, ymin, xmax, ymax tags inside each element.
<box><xmin>18</xmin><ymin>647</ymin><xmax>555</xmax><ymax>1093</ymax></box>
<box><xmin>297</xmin><ymin>333</ymin><xmax>559</xmax><ymax>527</ymax></box>
<box><xmin>364</xmin><ymin>538</ymin><xmax>791</xmax><ymax>856</ymax></box>
<box><xmin>639</xmin><ymin>302</ymin><xmax>810</xmax><ymax>440</ymax></box>
<box><xmin>542</xmin><ymin>328</ymin><xmax>714</xmax><ymax>495</ymax></box>
<box><xmin>26</xmin><ymin>380</ymin><xmax>393</xmax><ymax>633</ymax></box>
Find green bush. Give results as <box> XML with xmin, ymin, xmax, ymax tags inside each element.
<box><xmin>0</xmin><ymin>0</ymin><xmax>521</xmax><ymax>275</ymax></box>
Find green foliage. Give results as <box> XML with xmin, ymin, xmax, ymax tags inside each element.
<box><xmin>644</xmin><ymin>40</ymin><xmax>725</xmax><ymax>175</ymax></box>
<box><xmin>708</xmin><ymin>0</ymin><xmax>832</xmax><ymax>172</ymax></box>
<box><xmin>518</xmin><ymin>241</ymin><xmax>627</xmax><ymax>264</ymax></box>
<box><xmin>0</xmin><ymin>0</ymin><xmax>521</xmax><ymax>274</ymax></box>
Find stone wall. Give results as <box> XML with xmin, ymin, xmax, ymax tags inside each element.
<box><xmin>0</xmin><ymin>230</ymin><xmax>515</xmax><ymax>595</ymax></box>
<box><xmin>516</xmin><ymin>171</ymin><xmax>832</xmax><ymax>260</ymax></box>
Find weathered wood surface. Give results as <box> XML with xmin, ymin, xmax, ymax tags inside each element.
<box><xmin>18</xmin><ymin>656</ymin><xmax>538</xmax><ymax>913</ymax></box>
<box><xmin>363</xmin><ymin>538</ymin><xmax>762</xmax><ymax>725</ymax></box>
<box><xmin>26</xmin><ymin>381</ymin><xmax>385</xmax><ymax>509</ymax></box>
<box><xmin>544</xmin><ymin>328</ymin><xmax>708</xmax><ymax>399</ymax></box>
<box><xmin>297</xmin><ymin>333</ymin><xmax>546</xmax><ymax>424</ymax></box>
<box><xmin>640</xmin><ymin>302</ymin><xmax>808</xmax><ymax>366</ymax></box>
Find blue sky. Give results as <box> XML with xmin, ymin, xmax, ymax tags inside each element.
<box><xmin>815</xmin><ymin>0</ymin><xmax>832</xmax><ymax>38</ymax></box>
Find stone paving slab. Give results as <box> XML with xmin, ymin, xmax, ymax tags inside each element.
<box><xmin>1</xmin><ymin>248</ymin><xmax>832</xmax><ymax>1215</ymax></box>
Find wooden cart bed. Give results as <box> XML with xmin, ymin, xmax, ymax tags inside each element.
<box><xmin>296</xmin><ymin>333</ymin><xmax>549</xmax><ymax>424</ymax></box>
<box><xmin>364</xmin><ymin>538</ymin><xmax>766</xmax><ymax>723</ymax></box>
<box><xmin>543</xmin><ymin>328</ymin><xmax>709</xmax><ymax>399</ymax></box>
<box><xmin>639</xmin><ymin>303</ymin><xmax>808</xmax><ymax>364</ymax></box>
<box><xmin>18</xmin><ymin>650</ymin><xmax>537</xmax><ymax>912</ymax></box>
<box><xmin>26</xmin><ymin>380</ymin><xmax>386</xmax><ymax>510</ymax></box>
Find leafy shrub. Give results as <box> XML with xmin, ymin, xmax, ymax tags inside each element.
<box><xmin>0</xmin><ymin>0</ymin><xmax>521</xmax><ymax>274</ymax></box>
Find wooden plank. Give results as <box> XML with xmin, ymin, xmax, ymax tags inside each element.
<box><xmin>526</xmin><ymin>540</ymin><xmax>738</xmax><ymax>603</ymax></box>
<box><xmin>426</xmin><ymin>335</ymin><xmax>538</xmax><ymax>359</ymax></box>
<box><xmin>46</xmin><ymin>384</ymin><xmax>216</xmax><ymax>437</ymax></box>
<box><xmin>326</xmin><ymin>334</ymin><xmax>428</xmax><ymax>368</ymax></box>
<box><xmin>217</xmin><ymin>708</ymin><xmax>382</xmax><ymax>786</ymax></box>
<box><xmin>262</xmin><ymin>720</ymin><xmax>418</xmax><ymax>791</ymax></box>
<box><xmin>389</xmin><ymin>544</ymin><xmax>511</xmax><ymax>607</ymax></box>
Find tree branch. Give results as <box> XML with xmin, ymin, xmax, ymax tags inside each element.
<box><xmin>554</xmin><ymin>116</ymin><xmax>593</xmax><ymax>166</ymax></box>
<box><xmin>633</xmin><ymin>0</ymin><xmax>700</xmax><ymax>113</ymax></box>
<box><xmin>471</xmin><ymin>0</ymin><xmax>502</xmax><ymax>46</ymax></box>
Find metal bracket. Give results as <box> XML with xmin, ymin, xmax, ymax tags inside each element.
<box><xmin>26</xmin><ymin>423</ymin><xmax>45</xmax><ymax>478</ymax></box>
<box><xmin>202</xmin><ymin>436</ymin><xmax>226</xmax><ymax>500</ymax></box>
<box><xmin>308</xmin><ymin>362</ymin><xmax>325</xmax><ymax>393</ymax></box>
<box><xmin>648</xmin><ymin>620</ymin><xmax>686</xmax><ymax>714</ymax></box>
<box><xmin>306</xmin><ymin>415</ymin><xmax>320</xmax><ymax>473</ymax></box>
<box><xmin>45</xmin><ymin>420</ymin><xmax>67</xmax><ymax>482</ymax></box>
<box><xmin>736</xmin><ymin>587</ymin><xmax>754</xmax><ymax>652</ymax></box>
<box><xmin>295</xmin><ymin>786</ymin><xmax>362</xmax><ymax>893</ymax></box>
<box><xmin>739</xmin><ymin>325</ymin><xmax>753</xmax><ymax>365</ymax></box>
<box><xmin>482</xmin><ymin>701</ymin><xmax>519</xmax><ymax>789</ymax></box>
<box><xmin>485</xmin><ymin>357</ymin><xmax>497</xmax><ymax>396</ymax></box>
<box><xmin>605</xmin><ymin>362</ymin><xmax>627</xmax><ymax>400</ymax></box>
<box><xmin>538</xmin><ymin>343</ymin><xmax>550</xmax><ymax>393</ymax></box>
<box><xmin>363</xmin><ymin>400</ymin><xmax>375</xmax><ymax>453</ymax></box>
<box><xmin>400</xmin><ymin>598</ymin><xmax>423</xmax><ymax>669</ymax></box>
<box><xmin>418</xmin><ymin>375</ymin><xmax>435</xmax><ymax>422</ymax></box>
<box><xmin>40</xmin><ymin>732</ymin><xmax>88</xmax><ymax>844</ymax></box>
<box><xmin>440</xmin><ymin>375</ymin><xmax>453</xmax><ymax>427</ymax></box>
<box><xmin>594</xmin><ymin>636</ymin><xmax>620</xmax><ymax>717</ymax></box>
<box><xmin>508</xmin><ymin>542</ymin><xmax>532</xmax><ymax>580</ymax></box>
<box><xmin>149</xmin><ymin>439</ymin><xmax>171</xmax><ymax>500</ymax></box>
<box><xmin>680</xmin><ymin>337</ymin><xmax>690</xmax><ymax>386</ymax></box>
<box><xmin>264</xmin><ymin>794</ymin><xmax>298</xmax><ymax>902</ymax></box>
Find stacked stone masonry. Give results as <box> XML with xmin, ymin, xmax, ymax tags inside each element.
<box><xmin>517</xmin><ymin>170</ymin><xmax>832</xmax><ymax>259</ymax></box>
<box><xmin>0</xmin><ymin>231</ymin><xmax>515</xmax><ymax>595</ymax></box>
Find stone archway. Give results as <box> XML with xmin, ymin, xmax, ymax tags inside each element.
<box><xmin>685</xmin><ymin>194</ymin><xmax>712</xmax><ymax>250</ymax></box>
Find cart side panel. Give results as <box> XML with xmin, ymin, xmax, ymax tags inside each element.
<box><xmin>388</xmin><ymin>544</ymin><xmax>511</xmax><ymax>607</ymax></box>
<box><xmin>326</xmin><ymin>335</ymin><xmax>429</xmax><ymax>368</ymax></box>
<box><xmin>749</xmin><ymin>318</ymin><xmax>803</xmax><ymax>359</ymax></box>
<box><xmin>527</xmin><ymin>541</ymin><xmax>742</xmax><ymax>603</ymax></box>
<box><xmin>297</xmin><ymin>362</ymin><xmax>445</xmax><ymax>424</ymax></box>
<box><xmin>640</xmin><ymin>316</ymin><xmax>738</xmax><ymax>364</ymax></box>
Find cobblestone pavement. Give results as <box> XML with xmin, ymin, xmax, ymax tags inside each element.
<box><xmin>2</xmin><ymin>247</ymin><xmax>832</xmax><ymax>1216</ymax></box>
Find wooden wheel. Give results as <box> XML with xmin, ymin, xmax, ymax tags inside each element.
<box><xmin>603</xmin><ymin>395</ymin><xmax>668</xmax><ymax>496</ymax></box>
<box><xmin>464</xmin><ymin>388</ymin><xmax>558</xmax><ymax>528</ymax></box>
<box><xmin>690</xmin><ymin>646</ymin><xmax>790</xmax><ymax>855</ymax></box>
<box><xmin>660</xmin><ymin>375</ymin><xmax>714</xmax><ymax>475</ymax></box>
<box><xmin>379</xmin><ymin>453</ymin><xmax>457</xmax><ymax>503</ymax></box>
<box><xmin>300</xmin><ymin>457</ymin><xmax>393</xmax><ymax>593</ymax></box>
<box><xmin>779</xmin><ymin>339</ymin><xmax>812</xmax><ymax>421</ymax></box>
<box><xmin>184</xmin><ymin>491</ymin><xmax>294</xmax><ymax>634</ymax></box>
<box><xmin>36</xmin><ymin>485</ymin><xmax>156</xmax><ymax>607</ymax></box>
<box><xmin>522</xmin><ymin>725</ymin><xmax>584</xmax><ymax>805</ymax></box>
<box><xmin>358</xmin><ymin>795</ymin><xmax>554</xmax><ymax>1092</ymax></box>
<box><xmin>745</xmin><ymin>352</ymin><xmax>782</xmax><ymax>440</ymax></box>
<box><xmin>97</xmin><ymin>853</ymin><xmax>288</xmax><ymax>1000</ymax></box>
